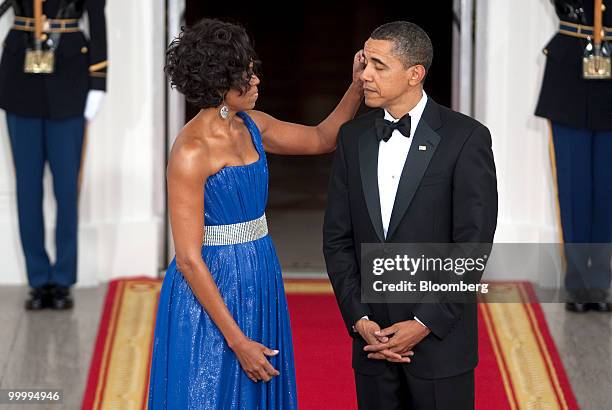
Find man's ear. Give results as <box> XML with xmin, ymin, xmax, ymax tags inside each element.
<box><xmin>408</xmin><ymin>65</ymin><xmax>426</xmax><ymax>86</ymax></box>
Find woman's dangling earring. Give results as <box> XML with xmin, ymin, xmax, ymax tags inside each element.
<box><xmin>219</xmin><ymin>98</ymin><xmax>229</xmax><ymax>119</ymax></box>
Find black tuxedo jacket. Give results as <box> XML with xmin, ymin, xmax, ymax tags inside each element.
<box><xmin>323</xmin><ymin>98</ymin><xmax>498</xmax><ymax>379</ymax></box>
<box><xmin>0</xmin><ymin>0</ymin><xmax>107</xmax><ymax>119</ymax></box>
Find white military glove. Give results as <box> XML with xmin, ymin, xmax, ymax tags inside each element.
<box><xmin>84</xmin><ymin>90</ymin><xmax>106</xmax><ymax>121</ymax></box>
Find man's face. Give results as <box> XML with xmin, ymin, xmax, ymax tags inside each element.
<box><xmin>360</xmin><ymin>38</ymin><xmax>415</xmax><ymax>108</ymax></box>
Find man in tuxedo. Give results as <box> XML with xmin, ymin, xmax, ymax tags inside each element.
<box><xmin>323</xmin><ymin>21</ymin><xmax>497</xmax><ymax>409</ymax></box>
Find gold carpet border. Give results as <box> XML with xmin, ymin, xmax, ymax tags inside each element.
<box><xmin>94</xmin><ymin>279</ymin><xmax>570</xmax><ymax>410</ymax></box>
<box><xmin>284</xmin><ymin>280</ymin><xmax>333</xmax><ymax>294</ymax></box>
<box><xmin>482</xmin><ymin>283</ymin><xmax>567</xmax><ymax>409</ymax></box>
<box><xmin>519</xmin><ymin>285</ymin><xmax>568</xmax><ymax>409</ymax></box>
<box><xmin>480</xmin><ymin>304</ymin><xmax>518</xmax><ymax>409</ymax></box>
<box><xmin>93</xmin><ymin>280</ymin><xmax>124</xmax><ymax>409</ymax></box>
<box><xmin>94</xmin><ymin>280</ymin><xmax>161</xmax><ymax>410</ymax></box>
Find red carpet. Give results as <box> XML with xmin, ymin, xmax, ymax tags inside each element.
<box><xmin>288</xmin><ymin>280</ymin><xmax>579</xmax><ymax>409</ymax></box>
<box><xmin>83</xmin><ymin>279</ymin><xmax>579</xmax><ymax>409</ymax></box>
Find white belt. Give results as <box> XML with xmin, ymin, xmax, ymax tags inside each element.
<box><xmin>203</xmin><ymin>214</ymin><xmax>268</xmax><ymax>246</ymax></box>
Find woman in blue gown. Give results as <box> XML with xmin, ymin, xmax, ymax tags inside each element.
<box><xmin>147</xmin><ymin>18</ymin><xmax>364</xmax><ymax>409</ymax></box>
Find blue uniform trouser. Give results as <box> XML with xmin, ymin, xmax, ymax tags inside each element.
<box><xmin>551</xmin><ymin>122</ymin><xmax>612</xmax><ymax>296</ymax></box>
<box><xmin>6</xmin><ymin>113</ymin><xmax>85</xmax><ymax>288</ymax></box>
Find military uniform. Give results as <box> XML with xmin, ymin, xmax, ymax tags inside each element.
<box><xmin>536</xmin><ymin>0</ymin><xmax>612</xmax><ymax>310</ymax></box>
<box><xmin>0</xmin><ymin>0</ymin><xmax>107</xmax><ymax>308</ymax></box>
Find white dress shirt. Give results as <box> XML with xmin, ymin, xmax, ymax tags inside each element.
<box><xmin>378</xmin><ymin>92</ymin><xmax>428</xmax><ymax>238</ymax></box>
<box><xmin>358</xmin><ymin>92</ymin><xmax>429</xmax><ymax>332</ymax></box>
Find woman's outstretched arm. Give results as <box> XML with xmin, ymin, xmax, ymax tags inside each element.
<box><xmin>168</xmin><ymin>135</ymin><xmax>279</xmax><ymax>383</ymax></box>
<box><xmin>248</xmin><ymin>50</ymin><xmax>365</xmax><ymax>155</ymax></box>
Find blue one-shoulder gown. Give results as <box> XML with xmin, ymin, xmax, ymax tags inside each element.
<box><xmin>148</xmin><ymin>112</ymin><xmax>298</xmax><ymax>409</ymax></box>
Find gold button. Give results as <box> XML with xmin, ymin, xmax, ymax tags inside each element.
<box><xmin>40</xmin><ymin>33</ymin><xmax>48</xmax><ymax>41</ymax></box>
<box><xmin>81</xmin><ymin>46</ymin><xmax>88</xmax><ymax>54</ymax></box>
<box><xmin>543</xmin><ymin>48</ymin><xmax>548</xmax><ymax>55</ymax></box>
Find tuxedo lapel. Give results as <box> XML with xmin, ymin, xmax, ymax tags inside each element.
<box><xmin>358</xmin><ymin>111</ymin><xmax>385</xmax><ymax>243</ymax></box>
<box><xmin>386</xmin><ymin>100</ymin><xmax>442</xmax><ymax>240</ymax></box>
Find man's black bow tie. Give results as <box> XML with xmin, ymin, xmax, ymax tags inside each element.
<box><xmin>375</xmin><ymin>113</ymin><xmax>411</xmax><ymax>142</ymax></box>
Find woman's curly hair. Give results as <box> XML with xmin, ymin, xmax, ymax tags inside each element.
<box><xmin>165</xmin><ymin>18</ymin><xmax>261</xmax><ymax>109</ymax></box>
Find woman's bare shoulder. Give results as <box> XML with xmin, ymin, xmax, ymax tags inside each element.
<box><xmin>168</xmin><ymin>127</ymin><xmax>212</xmax><ymax>181</ymax></box>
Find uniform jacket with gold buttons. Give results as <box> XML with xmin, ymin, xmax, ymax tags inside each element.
<box><xmin>535</xmin><ymin>0</ymin><xmax>612</xmax><ymax>130</ymax></box>
<box><xmin>0</xmin><ymin>0</ymin><xmax>107</xmax><ymax>119</ymax></box>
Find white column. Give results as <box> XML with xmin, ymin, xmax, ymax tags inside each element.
<box><xmin>0</xmin><ymin>0</ymin><xmax>167</xmax><ymax>286</ymax></box>
<box><xmin>474</xmin><ymin>0</ymin><xmax>560</xmax><ymax>247</ymax></box>
<box><xmin>165</xmin><ymin>0</ymin><xmax>186</xmax><ymax>263</ymax></box>
<box><xmin>452</xmin><ymin>0</ymin><xmax>474</xmax><ymax>115</ymax></box>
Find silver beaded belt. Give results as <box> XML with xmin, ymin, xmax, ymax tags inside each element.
<box><xmin>202</xmin><ymin>214</ymin><xmax>268</xmax><ymax>246</ymax></box>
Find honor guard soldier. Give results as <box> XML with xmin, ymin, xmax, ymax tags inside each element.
<box><xmin>536</xmin><ymin>0</ymin><xmax>611</xmax><ymax>312</ymax></box>
<box><xmin>0</xmin><ymin>0</ymin><xmax>107</xmax><ymax>309</ymax></box>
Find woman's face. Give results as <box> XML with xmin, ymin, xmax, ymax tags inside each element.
<box><xmin>224</xmin><ymin>68</ymin><xmax>260</xmax><ymax>112</ymax></box>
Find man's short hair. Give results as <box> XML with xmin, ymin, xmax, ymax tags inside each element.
<box><xmin>371</xmin><ymin>21</ymin><xmax>433</xmax><ymax>72</ymax></box>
